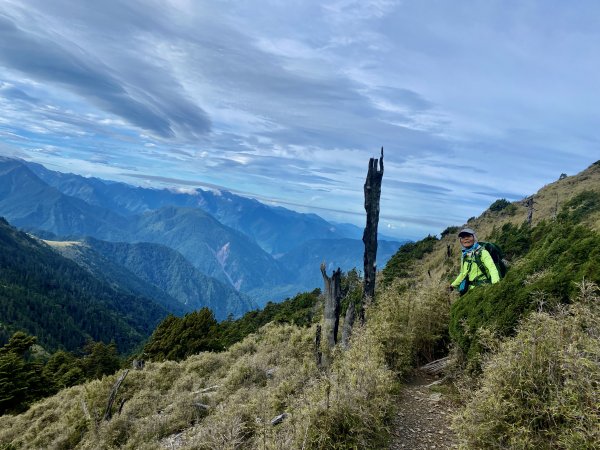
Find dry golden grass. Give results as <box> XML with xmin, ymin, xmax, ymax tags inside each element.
<box><xmin>0</xmin><ymin>321</ymin><xmax>397</xmax><ymax>449</ymax></box>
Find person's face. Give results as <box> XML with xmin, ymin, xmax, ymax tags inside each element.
<box><xmin>459</xmin><ymin>234</ymin><xmax>475</xmax><ymax>247</ymax></box>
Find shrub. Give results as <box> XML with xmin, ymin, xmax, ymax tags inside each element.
<box><xmin>143</xmin><ymin>308</ymin><xmax>222</xmax><ymax>361</ymax></box>
<box><xmin>488</xmin><ymin>222</ymin><xmax>532</xmax><ymax>260</ymax></box>
<box><xmin>453</xmin><ymin>281</ymin><xmax>600</xmax><ymax>449</ymax></box>
<box><xmin>557</xmin><ymin>190</ymin><xmax>600</xmax><ymax>223</ymax></box>
<box><xmin>488</xmin><ymin>198</ymin><xmax>511</xmax><ymax>212</ymax></box>
<box><xmin>297</xmin><ymin>327</ymin><xmax>397</xmax><ymax>449</ymax></box>
<box><xmin>441</xmin><ymin>226</ymin><xmax>460</xmax><ymax>238</ymax></box>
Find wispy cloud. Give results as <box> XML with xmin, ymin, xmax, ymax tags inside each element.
<box><xmin>0</xmin><ymin>0</ymin><xmax>597</xmax><ymax>239</ymax></box>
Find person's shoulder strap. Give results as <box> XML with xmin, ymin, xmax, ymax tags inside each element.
<box><xmin>473</xmin><ymin>246</ymin><xmax>489</xmax><ymax>279</ymax></box>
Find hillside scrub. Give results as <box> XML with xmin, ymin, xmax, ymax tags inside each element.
<box><xmin>0</xmin><ymin>290</ymin><xmax>320</xmax><ymax>419</ymax></box>
<box><xmin>453</xmin><ymin>281</ymin><xmax>600</xmax><ymax>449</ymax></box>
<box><xmin>450</xmin><ymin>192</ymin><xmax>600</xmax><ymax>369</ymax></box>
<box><xmin>144</xmin><ymin>290</ymin><xmax>321</xmax><ymax>361</ymax></box>
<box><xmin>381</xmin><ymin>235</ymin><xmax>438</xmax><ymax>285</ymax></box>
<box><xmin>2</xmin><ymin>166</ymin><xmax>598</xmax><ymax>449</ymax></box>
<box><xmin>0</xmin><ymin>320</ymin><xmax>397</xmax><ymax>449</ymax></box>
<box><xmin>0</xmin><ymin>336</ymin><xmax>122</xmax><ymax>415</ymax></box>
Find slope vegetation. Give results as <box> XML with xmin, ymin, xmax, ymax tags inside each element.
<box><xmin>1</xmin><ymin>162</ymin><xmax>598</xmax><ymax>449</ymax></box>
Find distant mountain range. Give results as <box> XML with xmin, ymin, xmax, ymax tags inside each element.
<box><xmin>0</xmin><ymin>157</ymin><xmax>406</xmax><ymax>305</ymax></box>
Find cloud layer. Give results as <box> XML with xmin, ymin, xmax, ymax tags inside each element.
<box><xmin>0</xmin><ymin>0</ymin><xmax>597</xmax><ymax>239</ymax></box>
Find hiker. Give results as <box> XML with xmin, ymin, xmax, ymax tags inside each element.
<box><xmin>449</xmin><ymin>228</ymin><xmax>500</xmax><ymax>294</ymax></box>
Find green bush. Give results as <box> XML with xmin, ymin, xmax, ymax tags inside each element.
<box><xmin>143</xmin><ymin>308</ymin><xmax>222</xmax><ymax>361</ymax></box>
<box><xmin>488</xmin><ymin>198</ymin><xmax>511</xmax><ymax>212</ymax></box>
<box><xmin>557</xmin><ymin>190</ymin><xmax>600</xmax><ymax>223</ymax></box>
<box><xmin>453</xmin><ymin>282</ymin><xmax>600</xmax><ymax>449</ymax></box>
<box><xmin>218</xmin><ymin>289</ymin><xmax>321</xmax><ymax>348</ymax></box>
<box><xmin>488</xmin><ymin>222</ymin><xmax>532</xmax><ymax>260</ymax></box>
<box><xmin>450</xmin><ymin>204</ymin><xmax>600</xmax><ymax>369</ymax></box>
<box><xmin>441</xmin><ymin>226</ymin><xmax>460</xmax><ymax>238</ymax></box>
<box><xmin>381</xmin><ymin>235</ymin><xmax>438</xmax><ymax>285</ymax></box>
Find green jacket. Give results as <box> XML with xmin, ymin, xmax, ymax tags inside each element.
<box><xmin>451</xmin><ymin>246</ymin><xmax>500</xmax><ymax>289</ymax></box>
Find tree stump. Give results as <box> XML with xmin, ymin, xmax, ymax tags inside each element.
<box><xmin>523</xmin><ymin>195</ymin><xmax>535</xmax><ymax>225</ymax></box>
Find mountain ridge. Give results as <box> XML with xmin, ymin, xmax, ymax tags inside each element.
<box><xmin>80</xmin><ymin>237</ymin><xmax>257</xmax><ymax>319</ymax></box>
<box><xmin>0</xmin><ymin>157</ymin><xmax>405</xmax><ymax>301</ymax></box>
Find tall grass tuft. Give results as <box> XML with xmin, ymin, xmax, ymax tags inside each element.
<box><xmin>453</xmin><ymin>280</ymin><xmax>600</xmax><ymax>449</ymax></box>
<box><xmin>371</xmin><ymin>279</ymin><xmax>452</xmax><ymax>376</ymax></box>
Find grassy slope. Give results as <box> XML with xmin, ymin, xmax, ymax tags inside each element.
<box><xmin>1</xmin><ymin>162</ymin><xmax>599</xmax><ymax>449</ymax></box>
<box><xmin>0</xmin><ymin>323</ymin><xmax>394</xmax><ymax>449</ymax></box>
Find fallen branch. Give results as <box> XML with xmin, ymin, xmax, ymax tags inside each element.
<box><xmin>419</xmin><ymin>357</ymin><xmax>451</xmax><ymax>375</ymax></box>
<box><xmin>192</xmin><ymin>385</ymin><xmax>220</xmax><ymax>394</ymax></box>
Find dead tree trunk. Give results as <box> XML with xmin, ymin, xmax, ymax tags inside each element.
<box><xmin>523</xmin><ymin>195</ymin><xmax>535</xmax><ymax>225</ymax></box>
<box><xmin>360</xmin><ymin>147</ymin><xmax>384</xmax><ymax>323</ymax></box>
<box><xmin>103</xmin><ymin>369</ymin><xmax>129</xmax><ymax>421</ymax></box>
<box><xmin>320</xmin><ymin>263</ymin><xmax>342</xmax><ymax>368</ymax></box>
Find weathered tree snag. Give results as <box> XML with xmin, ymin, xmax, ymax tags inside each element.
<box><xmin>320</xmin><ymin>263</ymin><xmax>342</xmax><ymax>368</ymax></box>
<box><xmin>103</xmin><ymin>369</ymin><xmax>129</xmax><ymax>421</ymax></box>
<box><xmin>341</xmin><ymin>301</ymin><xmax>355</xmax><ymax>349</ymax></box>
<box><xmin>361</xmin><ymin>147</ymin><xmax>384</xmax><ymax>323</ymax></box>
<box><xmin>132</xmin><ymin>359</ymin><xmax>145</xmax><ymax>370</ymax></box>
<box><xmin>523</xmin><ymin>195</ymin><xmax>535</xmax><ymax>225</ymax></box>
<box><xmin>420</xmin><ymin>356</ymin><xmax>451</xmax><ymax>375</ymax></box>
<box><xmin>271</xmin><ymin>413</ymin><xmax>288</xmax><ymax>426</ymax></box>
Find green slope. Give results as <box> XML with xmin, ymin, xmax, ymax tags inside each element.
<box><xmin>0</xmin><ymin>218</ymin><xmax>169</xmax><ymax>352</ymax></box>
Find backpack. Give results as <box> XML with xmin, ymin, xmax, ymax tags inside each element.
<box><xmin>474</xmin><ymin>242</ymin><xmax>507</xmax><ymax>281</ymax></box>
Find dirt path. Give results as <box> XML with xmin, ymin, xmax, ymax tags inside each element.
<box><xmin>390</xmin><ymin>372</ymin><xmax>458</xmax><ymax>449</ymax></box>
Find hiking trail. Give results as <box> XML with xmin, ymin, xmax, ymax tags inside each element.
<box><xmin>390</xmin><ymin>371</ymin><xmax>458</xmax><ymax>449</ymax></box>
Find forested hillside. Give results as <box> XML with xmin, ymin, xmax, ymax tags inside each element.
<box><xmin>0</xmin><ymin>218</ymin><xmax>169</xmax><ymax>352</ymax></box>
<box><xmin>48</xmin><ymin>237</ymin><xmax>257</xmax><ymax>320</ymax></box>
<box><xmin>0</xmin><ymin>162</ymin><xmax>598</xmax><ymax>449</ymax></box>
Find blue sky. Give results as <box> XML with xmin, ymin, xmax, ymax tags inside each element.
<box><xmin>0</xmin><ymin>0</ymin><xmax>597</xmax><ymax>240</ymax></box>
